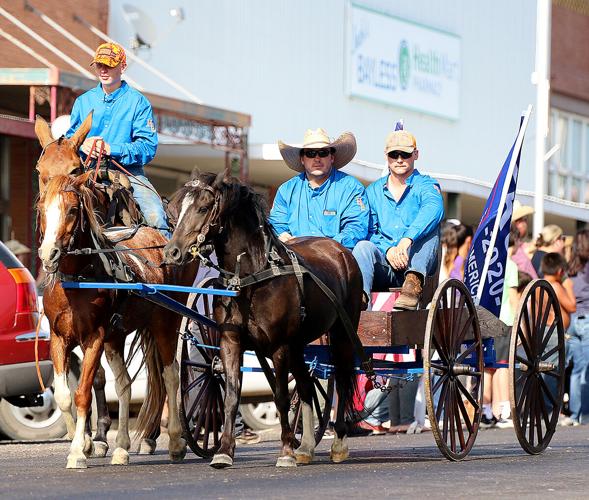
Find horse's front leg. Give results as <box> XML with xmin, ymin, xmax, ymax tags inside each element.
<box><xmin>210</xmin><ymin>330</ymin><xmax>242</xmax><ymax>469</ymax></box>
<box><xmin>91</xmin><ymin>364</ymin><xmax>111</xmax><ymax>458</ymax></box>
<box><xmin>67</xmin><ymin>331</ymin><xmax>105</xmax><ymax>469</ymax></box>
<box><xmin>50</xmin><ymin>333</ymin><xmax>75</xmax><ymax>439</ymax></box>
<box><xmin>104</xmin><ymin>340</ymin><xmax>132</xmax><ymax>465</ymax></box>
<box><xmin>274</xmin><ymin>346</ymin><xmax>297</xmax><ymax>468</ymax></box>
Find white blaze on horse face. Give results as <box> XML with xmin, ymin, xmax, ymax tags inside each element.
<box><xmin>177</xmin><ymin>193</ymin><xmax>195</xmax><ymax>226</ymax></box>
<box><xmin>39</xmin><ymin>195</ymin><xmax>63</xmax><ymax>263</ymax></box>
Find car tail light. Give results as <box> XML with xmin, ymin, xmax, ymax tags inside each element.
<box><xmin>7</xmin><ymin>268</ymin><xmax>38</xmax><ymax>313</ymax></box>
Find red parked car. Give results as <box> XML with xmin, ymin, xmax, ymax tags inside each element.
<box><xmin>0</xmin><ymin>240</ymin><xmax>63</xmax><ymax>440</ymax></box>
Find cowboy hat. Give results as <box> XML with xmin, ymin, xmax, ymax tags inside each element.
<box><xmin>512</xmin><ymin>200</ymin><xmax>534</xmax><ymax>221</ymax></box>
<box><xmin>278</xmin><ymin>129</ymin><xmax>357</xmax><ymax>172</ymax></box>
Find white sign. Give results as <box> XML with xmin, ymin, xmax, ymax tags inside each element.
<box><xmin>347</xmin><ymin>4</ymin><xmax>461</xmax><ymax>120</ymax></box>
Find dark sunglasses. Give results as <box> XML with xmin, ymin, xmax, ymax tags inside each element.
<box><xmin>303</xmin><ymin>148</ymin><xmax>333</xmax><ymax>159</ymax></box>
<box><xmin>387</xmin><ymin>150</ymin><xmax>413</xmax><ymax>160</ymax></box>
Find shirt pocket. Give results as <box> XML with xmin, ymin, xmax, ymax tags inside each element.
<box><xmin>321</xmin><ymin>210</ymin><xmax>340</xmax><ymax>238</ymax></box>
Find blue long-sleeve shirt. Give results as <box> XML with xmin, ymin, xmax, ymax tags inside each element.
<box><xmin>268</xmin><ymin>169</ymin><xmax>369</xmax><ymax>250</ymax></box>
<box><xmin>65</xmin><ymin>81</ymin><xmax>157</xmax><ymax>175</ymax></box>
<box><xmin>367</xmin><ymin>169</ymin><xmax>444</xmax><ymax>256</ymax></box>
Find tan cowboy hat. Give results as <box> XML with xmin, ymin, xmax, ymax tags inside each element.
<box><xmin>278</xmin><ymin>128</ymin><xmax>357</xmax><ymax>172</ymax></box>
<box><xmin>512</xmin><ymin>200</ymin><xmax>534</xmax><ymax>221</ymax></box>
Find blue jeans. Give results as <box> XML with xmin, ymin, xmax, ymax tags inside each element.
<box><xmin>364</xmin><ymin>378</ymin><xmax>419</xmax><ymax>426</ymax></box>
<box><xmin>352</xmin><ymin>233</ymin><xmax>439</xmax><ymax>309</ymax></box>
<box><xmin>567</xmin><ymin>314</ymin><xmax>589</xmax><ymax>423</ymax></box>
<box><xmin>129</xmin><ymin>175</ymin><xmax>171</xmax><ymax>238</ymax></box>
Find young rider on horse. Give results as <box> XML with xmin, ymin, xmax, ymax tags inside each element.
<box><xmin>269</xmin><ymin>128</ymin><xmax>368</xmax><ymax>250</ymax></box>
<box><xmin>65</xmin><ymin>42</ymin><xmax>170</xmax><ymax>238</ymax></box>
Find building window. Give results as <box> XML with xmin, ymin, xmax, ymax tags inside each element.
<box><xmin>549</xmin><ymin>109</ymin><xmax>589</xmax><ymax>203</ymax></box>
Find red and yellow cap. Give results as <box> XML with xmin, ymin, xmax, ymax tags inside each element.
<box><xmin>90</xmin><ymin>42</ymin><xmax>127</xmax><ymax>69</ymax></box>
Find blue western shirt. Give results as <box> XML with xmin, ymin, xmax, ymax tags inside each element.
<box><xmin>65</xmin><ymin>81</ymin><xmax>158</xmax><ymax>175</ymax></box>
<box><xmin>268</xmin><ymin>169</ymin><xmax>369</xmax><ymax>250</ymax></box>
<box><xmin>367</xmin><ymin>169</ymin><xmax>444</xmax><ymax>255</ymax></box>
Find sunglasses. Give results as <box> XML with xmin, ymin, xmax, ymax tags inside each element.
<box><xmin>387</xmin><ymin>150</ymin><xmax>413</xmax><ymax>160</ymax></box>
<box><xmin>303</xmin><ymin>149</ymin><xmax>333</xmax><ymax>159</ymax></box>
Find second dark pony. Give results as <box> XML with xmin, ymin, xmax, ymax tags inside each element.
<box><xmin>163</xmin><ymin>172</ymin><xmax>363</xmax><ymax>468</ymax></box>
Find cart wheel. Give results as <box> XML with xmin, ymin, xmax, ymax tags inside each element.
<box><xmin>424</xmin><ymin>278</ymin><xmax>483</xmax><ymax>461</ymax></box>
<box><xmin>509</xmin><ymin>279</ymin><xmax>565</xmax><ymax>454</ymax></box>
<box><xmin>289</xmin><ymin>377</ymin><xmax>334</xmax><ymax>446</ymax></box>
<box><xmin>179</xmin><ymin>278</ymin><xmax>225</xmax><ymax>459</ymax></box>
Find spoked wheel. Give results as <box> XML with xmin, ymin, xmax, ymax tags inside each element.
<box><xmin>509</xmin><ymin>279</ymin><xmax>565</xmax><ymax>455</ymax></box>
<box><xmin>179</xmin><ymin>278</ymin><xmax>225</xmax><ymax>458</ymax></box>
<box><xmin>289</xmin><ymin>377</ymin><xmax>334</xmax><ymax>446</ymax></box>
<box><xmin>424</xmin><ymin>278</ymin><xmax>483</xmax><ymax>461</ymax></box>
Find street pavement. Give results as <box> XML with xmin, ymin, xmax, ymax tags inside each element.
<box><xmin>1</xmin><ymin>425</ymin><xmax>588</xmax><ymax>498</ymax></box>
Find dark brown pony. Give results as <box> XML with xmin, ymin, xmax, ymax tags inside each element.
<box><xmin>163</xmin><ymin>172</ymin><xmax>362</xmax><ymax>468</ymax></box>
<box><xmin>38</xmin><ymin>172</ymin><xmax>197</xmax><ymax>469</ymax></box>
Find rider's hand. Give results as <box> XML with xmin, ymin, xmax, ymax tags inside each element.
<box><xmin>81</xmin><ymin>137</ymin><xmax>111</xmax><ymax>157</ymax></box>
<box><xmin>278</xmin><ymin>232</ymin><xmax>294</xmax><ymax>243</ymax></box>
<box><xmin>386</xmin><ymin>238</ymin><xmax>412</xmax><ymax>270</ymax></box>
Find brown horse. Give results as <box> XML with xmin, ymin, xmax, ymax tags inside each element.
<box><xmin>38</xmin><ymin>171</ymin><xmax>196</xmax><ymax>468</ymax></box>
<box><xmin>163</xmin><ymin>172</ymin><xmax>362</xmax><ymax>468</ymax></box>
<box><xmin>34</xmin><ymin>113</ymin><xmax>154</xmax><ymax>458</ymax></box>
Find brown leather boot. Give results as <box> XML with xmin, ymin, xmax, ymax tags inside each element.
<box><xmin>394</xmin><ymin>272</ymin><xmax>423</xmax><ymax>310</ymax></box>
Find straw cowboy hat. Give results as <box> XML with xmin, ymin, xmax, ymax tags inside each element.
<box><xmin>512</xmin><ymin>200</ymin><xmax>534</xmax><ymax>221</ymax></box>
<box><xmin>278</xmin><ymin>128</ymin><xmax>357</xmax><ymax>172</ymax></box>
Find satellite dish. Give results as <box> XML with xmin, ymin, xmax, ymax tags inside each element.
<box><xmin>51</xmin><ymin>115</ymin><xmax>71</xmax><ymax>138</ymax></box>
<box><xmin>121</xmin><ymin>4</ymin><xmax>158</xmax><ymax>49</ymax></box>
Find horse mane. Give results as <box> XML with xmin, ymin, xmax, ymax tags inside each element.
<box><xmin>39</xmin><ymin>174</ymin><xmax>108</xmax><ymax>248</ymax></box>
<box><xmin>180</xmin><ymin>171</ymin><xmax>279</xmax><ymax>243</ymax></box>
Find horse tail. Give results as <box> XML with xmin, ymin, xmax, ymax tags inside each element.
<box><xmin>328</xmin><ymin>324</ymin><xmax>359</xmax><ymax>419</ymax></box>
<box><xmin>134</xmin><ymin>326</ymin><xmax>165</xmax><ymax>440</ymax></box>
<box><xmin>329</xmin><ymin>250</ymin><xmax>363</xmax><ymax>420</ymax></box>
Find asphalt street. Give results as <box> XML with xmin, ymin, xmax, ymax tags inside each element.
<box><xmin>1</xmin><ymin>425</ymin><xmax>588</xmax><ymax>499</ymax></box>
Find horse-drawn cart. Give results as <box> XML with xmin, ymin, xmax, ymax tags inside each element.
<box><xmin>167</xmin><ymin>270</ymin><xmax>564</xmax><ymax>462</ymax></box>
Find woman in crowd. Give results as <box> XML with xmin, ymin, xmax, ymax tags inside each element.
<box><xmin>566</xmin><ymin>229</ymin><xmax>589</xmax><ymax>425</ymax></box>
<box><xmin>531</xmin><ymin>224</ymin><xmax>565</xmax><ymax>278</ymax></box>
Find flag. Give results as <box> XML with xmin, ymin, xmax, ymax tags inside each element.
<box><xmin>464</xmin><ymin>106</ymin><xmax>532</xmax><ymax>317</ymax></box>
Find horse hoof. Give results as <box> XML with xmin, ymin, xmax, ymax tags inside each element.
<box><xmin>138</xmin><ymin>438</ymin><xmax>157</xmax><ymax>455</ymax></box>
<box><xmin>295</xmin><ymin>452</ymin><xmax>314</xmax><ymax>465</ymax></box>
<box><xmin>92</xmin><ymin>441</ymin><xmax>109</xmax><ymax>458</ymax></box>
<box><xmin>170</xmin><ymin>447</ymin><xmax>187</xmax><ymax>463</ymax></box>
<box><xmin>276</xmin><ymin>455</ymin><xmax>297</xmax><ymax>468</ymax></box>
<box><xmin>66</xmin><ymin>455</ymin><xmax>87</xmax><ymax>469</ymax></box>
<box><xmin>210</xmin><ymin>454</ymin><xmax>233</xmax><ymax>469</ymax></box>
<box><xmin>83</xmin><ymin>436</ymin><xmax>94</xmax><ymax>458</ymax></box>
<box><xmin>111</xmin><ymin>447</ymin><xmax>129</xmax><ymax>466</ymax></box>
<box><xmin>330</xmin><ymin>450</ymin><xmax>349</xmax><ymax>464</ymax></box>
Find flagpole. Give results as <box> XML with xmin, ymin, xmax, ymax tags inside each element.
<box><xmin>475</xmin><ymin>105</ymin><xmax>532</xmax><ymax>306</ymax></box>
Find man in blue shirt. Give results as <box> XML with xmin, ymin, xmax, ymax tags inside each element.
<box><xmin>268</xmin><ymin>128</ymin><xmax>368</xmax><ymax>250</ymax></box>
<box><xmin>66</xmin><ymin>43</ymin><xmax>169</xmax><ymax>237</ymax></box>
<box><xmin>353</xmin><ymin>130</ymin><xmax>443</xmax><ymax>310</ymax></box>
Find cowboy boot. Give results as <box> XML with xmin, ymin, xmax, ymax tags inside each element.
<box><xmin>394</xmin><ymin>272</ymin><xmax>423</xmax><ymax>310</ymax></box>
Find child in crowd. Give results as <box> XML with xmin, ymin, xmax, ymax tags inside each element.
<box><xmin>542</xmin><ymin>252</ymin><xmax>576</xmax><ymax>331</ymax></box>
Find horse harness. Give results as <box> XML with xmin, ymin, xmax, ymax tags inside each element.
<box><xmin>183</xmin><ymin>179</ymin><xmax>376</xmax><ymax>381</ymax></box>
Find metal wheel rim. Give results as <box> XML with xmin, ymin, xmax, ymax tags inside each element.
<box><xmin>509</xmin><ymin>279</ymin><xmax>565</xmax><ymax>455</ymax></box>
<box><xmin>179</xmin><ymin>280</ymin><xmax>225</xmax><ymax>458</ymax></box>
<box><xmin>424</xmin><ymin>278</ymin><xmax>483</xmax><ymax>461</ymax></box>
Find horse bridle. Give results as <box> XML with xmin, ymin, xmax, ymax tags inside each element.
<box><xmin>183</xmin><ymin>179</ymin><xmax>223</xmax><ymax>258</ymax></box>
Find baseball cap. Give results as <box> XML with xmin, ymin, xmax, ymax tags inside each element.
<box><xmin>91</xmin><ymin>43</ymin><xmax>127</xmax><ymax>69</ymax></box>
<box><xmin>384</xmin><ymin>130</ymin><xmax>417</xmax><ymax>154</ymax></box>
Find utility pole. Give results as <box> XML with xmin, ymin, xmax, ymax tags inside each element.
<box><xmin>533</xmin><ymin>0</ymin><xmax>552</xmax><ymax>236</ymax></box>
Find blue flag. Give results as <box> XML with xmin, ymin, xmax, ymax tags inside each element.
<box><xmin>464</xmin><ymin>107</ymin><xmax>531</xmax><ymax>317</ymax></box>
